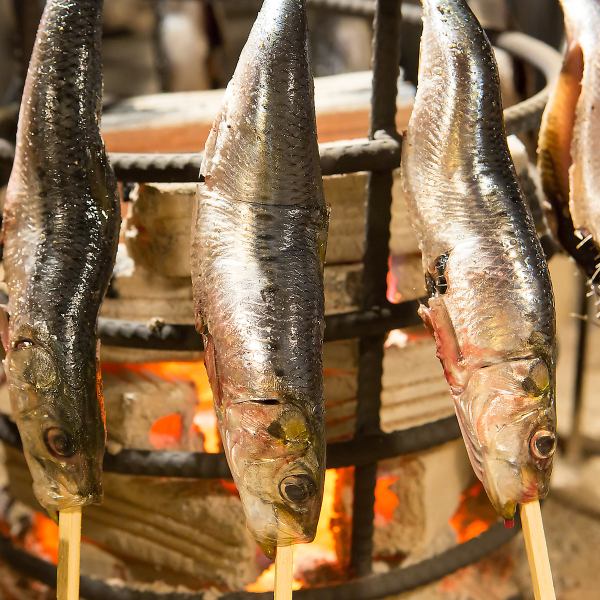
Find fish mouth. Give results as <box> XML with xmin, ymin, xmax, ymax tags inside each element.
<box><xmin>29</xmin><ymin>460</ymin><xmax>103</xmax><ymax>512</ymax></box>
<box><xmin>483</xmin><ymin>460</ymin><xmax>543</xmax><ymax>519</ymax></box>
<box><xmin>243</xmin><ymin>496</ymin><xmax>317</xmax><ymax>557</ymax></box>
<box><xmin>252</xmin><ymin>512</ymin><xmax>315</xmax><ymax>546</ymax></box>
<box><xmin>518</xmin><ymin>467</ymin><xmax>545</xmax><ymax>505</ymax></box>
<box><xmin>498</xmin><ymin>500</ymin><xmax>517</xmax><ymax>521</ymax></box>
<box><xmin>253</xmin><ymin>520</ymin><xmax>315</xmax><ymax>559</ymax></box>
<box><xmin>33</xmin><ymin>482</ymin><xmax>103</xmax><ymax>512</ymax></box>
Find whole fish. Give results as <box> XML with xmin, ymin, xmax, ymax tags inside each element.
<box><xmin>538</xmin><ymin>0</ymin><xmax>600</xmax><ymax>295</ymax></box>
<box><xmin>3</xmin><ymin>0</ymin><xmax>119</xmax><ymax>512</ymax></box>
<box><xmin>402</xmin><ymin>0</ymin><xmax>557</xmax><ymax>520</ymax></box>
<box><xmin>191</xmin><ymin>0</ymin><xmax>328</xmax><ymax>552</ymax></box>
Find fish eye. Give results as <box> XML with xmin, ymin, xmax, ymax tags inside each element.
<box><xmin>530</xmin><ymin>430</ymin><xmax>556</xmax><ymax>460</ymax></box>
<box><xmin>44</xmin><ymin>428</ymin><xmax>76</xmax><ymax>459</ymax></box>
<box><xmin>279</xmin><ymin>474</ymin><xmax>316</xmax><ymax>504</ymax></box>
<box><xmin>12</xmin><ymin>338</ymin><xmax>34</xmax><ymax>351</ymax></box>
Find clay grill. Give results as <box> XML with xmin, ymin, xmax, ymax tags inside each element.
<box><xmin>0</xmin><ymin>1</ymin><xmax>564</xmax><ymax>598</ymax></box>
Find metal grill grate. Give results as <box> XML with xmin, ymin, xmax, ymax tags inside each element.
<box><xmin>0</xmin><ymin>1</ymin><xmax>563</xmax><ymax>598</ymax></box>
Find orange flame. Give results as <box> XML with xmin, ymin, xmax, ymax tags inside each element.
<box><xmin>374</xmin><ymin>475</ymin><xmax>400</xmax><ymax>525</ymax></box>
<box><xmin>24</xmin><ymin>513</ymin><xmax>59</xmax><ymax>565</ymax></box>
<box><xmin>449</xmin><ymin>481</ymin><xmax>496</xmax><ymax>543</ymax></box>
<box><xmin>247</xmin><ymin>469</ymin><xmax>343</xmax><ymax>591</ymax></box>
<box><xmin>387</xmin><ymin>256</ymin><xmax>402</xmax><ymax>304</ymax></box>
<box><xmin>103</xmin><ymin>361</ymin><xmax>221</xmax><ymax>453</ymax></box>
<box><xmin>149</xmin><ymin>413</ymin><xmax>183</xmax><ymax>449</ymax></box>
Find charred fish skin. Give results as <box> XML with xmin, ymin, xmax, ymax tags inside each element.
<box><xmin>403</xmin><ymin>0</ymin><xmax>557</xmax><ymax>519</ymax></box>
<box><xmin>538</xmin><ymin>0</ymin><xmax>600</xmax><ymax>287</ymax></box>
<box><xmin>192</xmin><ymin>0</ymin><xmax>327</xmax><ymax>552</ymax></box>
<box><xmin>3</xmin><ymin>0</ymin><xmax>119</xmax><ymax>512</ymax></box>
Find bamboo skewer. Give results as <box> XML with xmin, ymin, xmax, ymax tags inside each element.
<box><xmin>520</xmin><ymin>501</ymin><xmax>556</xmax><ymax>600</ymax></box>
<box><xmin>57</xmin><ymin>507</ymin><xmax>82</xmax><ymax>600</ymax></box>
<box><xmin>274</xmin><ymin>544</ymin><xmax>294</xmax><ymax>600</ymax></box>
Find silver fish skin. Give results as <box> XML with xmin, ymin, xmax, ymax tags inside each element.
<box><xmin>559</xmin><ymin>0</ymin><xmax>600</xmax><ymax>245</ymax></box>
<box><xmin>3</xmin><ymin>0</ymin><xmax>120</xmax><ymax>512</ymax></box>
<box><xmin>191</xmin><ymin>0</ymin><xmax>327</xmax><ymax>552</ymax></box>
<box><xmin>402</xmin><ymin>0</ymin><xmax>557</xmax><ymax>519</ymax></box>
<box><xmin>537</xmin><ymin>0</ymin><xmax>600</xmax><ymax>301</ymax></box>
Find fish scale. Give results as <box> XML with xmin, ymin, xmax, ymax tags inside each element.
<box><xmin>538</xmin><ymin>0</ymin><xmax>600</xmax><ymax>309</ymax></box>
<box><xmin>403</xmin><ymin>0</ymin><xmax>556</xmax><ymax>520</ymax></box>
<box><xmin>192</xmin><ymin>0</ymin><xmax>327</xmax><ymax>552</ymax></box>
<box><xmin>3</xmin><ymin>0</ymin><xmax>119</xmax><ymax>512</ymax></box>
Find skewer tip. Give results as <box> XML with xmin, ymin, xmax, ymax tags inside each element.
<box><xmin>57</xmin><ymin>506</ymin><xmax>82</xmax><ymax>600</ymax></box>
<box><xmin>274</xmin><ymin>544</ymin><xmax>294</xmax><ymax>600</ymax></box>
<box><xmin>520</xmin><ymin>500</ymin><xmax>556</xmax><ymax>600</ymax></box>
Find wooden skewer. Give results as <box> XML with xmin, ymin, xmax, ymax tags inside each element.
<box><xmin>520</xmin><ymin>501</ymin><xmax>556</xmax><ymax>600</ymax></box>
<box><xmin>274</xmin><ymin>544</ymin><xmax>294</xmax><ymax>600</ymax></box>
<box><xmin>57</xmin><ymin>507</ymin><xmax>82</xmax><ymax>600</ymax></box>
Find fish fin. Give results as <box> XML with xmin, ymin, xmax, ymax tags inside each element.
<box><xmin>418</xmin><ymin>297</ymin><xmax>464</xmax><ymax>390</ymax></box>
<box><xmin>453</xmin><ymin>396</ymin><xmax>486</xmax><ymax>483</ymax></box>
<box><xmin>538</xmin><ymin>41</ymin><xmax>583</xmax><ymax>214</ymax></box>
<box><xmin>0</xmin><ymin>304</ymin><xmax>10</xmax><ymax>353</ymax></box>
<box><xmin>203</xmin><ymin>333</ymin><xmax>223</xmax><ymax>410</ymax></box>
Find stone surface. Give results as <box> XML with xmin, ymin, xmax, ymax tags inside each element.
<box><xmin>125</xmin><ymin>183</ymin><xmax>197</xmax><ymax>278</ymax></box>
<box><xmin>381</xmin><ymin>328</ymin><xmax>453</xmax><ymax>432</ymax></box>
<box><xmin>102</xmin><ymin>361</ymin><xmax>206</xmax><ymax>453</ymax></box>
<box><xmin>4</xmin><ymin>448</ymin><xmax>258</xmax><ymax>590</ymax></box>
<box><xmin>373</xmin><ymin>440</ymin><xmax>472</xmax><ymax>563</ymax></box>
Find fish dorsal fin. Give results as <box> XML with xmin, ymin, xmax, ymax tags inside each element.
<box><xmin>418</xmin><ymin>297</ymin><xmax>465</xmax><ymax>391</ymax></box>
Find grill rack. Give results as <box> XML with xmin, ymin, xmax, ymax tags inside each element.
<box><xmin>0</xmin><ymin>1</ymin><xmax>562</xmax><ymax>598</ymax></box>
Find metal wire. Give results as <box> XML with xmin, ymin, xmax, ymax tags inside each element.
<box><xmin>98</xmin><ymin>32</ymin><xmax>567</xmax><ymax>182</ymax></box>
<box><xmin>350</xmin><ymin>0</ymin><xmax>401</xmax><ymax>577</ymax></box>
<box><xmin>0</xmin><ymin>34</ymin><xmax>560</xmax><ymax>184</ymax></box>
<box><xmin>95</xmin><ymin>301</ymin><xmax>423</xmax><ymax>351</ymax></box>
<box><xmin>0</xmin><ymin>7</ymin><xmax>563</xmax><ymax>599</ymax></box>
<box><xmin>0</xmin><ymin>519</ymin><xmax>519</xmax><ymax>599</ymax></box>
<box><xmin>0</xmin><ymin>413</ymin><xmax>460</xmax><ymax>478</ymax></box>
<box><xmin>497</xmin><ymin>32</ymin><xmax>561</xmax><ymax>134</ymax></box>
<box><xmin>110</xmin><ymin>136</ymin><xmax>401</xmax><ymax>182</ymax></box>
<box><xmin>85</xmin><ymin>30</ymin><xmax>561</xmax><ymax>367</ymax></box>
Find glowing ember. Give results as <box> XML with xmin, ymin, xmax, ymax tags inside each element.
<box><xmin>220</xmin><ymin>480</ymin><xmax>240</xmax><ymax>496</ymax></box>
<box><xmin>246</xmin><ymin>469</ymin><xmax>342</xmax><ymax>591</ymax></box>
<box><xmin>24</xmin><ymin>513</ymin><xmax>58</xmax><ymax>564</ymax></box>
<box><xmin>149</xmin><ymin>413</ymin><xmax>183</xmax><ymax>449</ymax></box>
<box><xmin>103</xmin><ymin>361</ymin><xmax>221</xmax><ymax>453</ymax></box>
<box><xmin>374</xmin><ymin>475</ymin><xmax>400</xmax><ymax>525</ymax></box>
<box><xmin>449</xmin><ymin>482</ymin><xmax>497</xmax><ymax>543</ymax></box>
<box><xmin>386</xmin><ymin>256</ymin><xmax>402</xmax><ymax>304</ymax></box>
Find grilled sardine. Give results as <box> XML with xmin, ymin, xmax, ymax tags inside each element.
<box><xmin>3</xmin><ymin>0</ymin><xmax>120</xmax><ymax>512</ymax></box>
<box><xmin>191</xmin><ymin>0</ymin><xmax>328</xmax><ymax>552</ymax></box>
<box><xmin>538</xmin><ymin>0</ymin><xmax>600</xmax><ymax>295</ymax></box>
<box><xmin>403</xmin><ymin>0</ymin><xmax>557</xmax><ymax>520</ymax></box>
